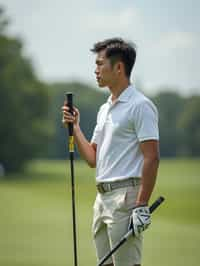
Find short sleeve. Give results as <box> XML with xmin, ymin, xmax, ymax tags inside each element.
<box><xmin>91</xmin><ymin>108</ymin><xmax>102</xmax><ymax>145</ymax></box>
<box><xmin>133</xmin><ymin>101</ymin><xmax>159</xmax><ymax>142</ymax></box>
<box><xmin>91</xmin><ymin>124</ymin><xmax>101</xmax><ymax>144</ymax></box>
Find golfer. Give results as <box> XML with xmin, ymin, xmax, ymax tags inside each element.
<box><xmin>62</xmin><ymin>38</ymin><xmax>159</xmax><ymax>266</ymax></box>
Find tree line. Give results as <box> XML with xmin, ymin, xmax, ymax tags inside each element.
<box><xmin>0</xmin><ymin>7</ymin><xmax>200</xmax><ymax>174</ymax></box>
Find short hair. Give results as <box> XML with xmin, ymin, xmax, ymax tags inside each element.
<box><xmin>91</xmin><ymin>37</ymin><xmax>137</xmax><ymax>78</ymax></box>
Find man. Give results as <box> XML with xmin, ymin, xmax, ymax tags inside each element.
<box><xmin>62</xmin><ymin>38</ymin><xmax>159</xmax><ymax>266</ymax></box>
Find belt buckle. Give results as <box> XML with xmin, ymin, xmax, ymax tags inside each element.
<box><xmin>132</xmin><ymin>178</ymin><xmax>140</xmax><ymax>186</ymax></box>
<box><xmin>132</xmin><ymin>178</ymin><xmax>136</xmax><ymax>186</ymax></box>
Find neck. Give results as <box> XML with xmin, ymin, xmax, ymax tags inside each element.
<box><xmin>109</xmin><ymin>79</ymin><xmax>130</xmax><ymax>102</ymax></box>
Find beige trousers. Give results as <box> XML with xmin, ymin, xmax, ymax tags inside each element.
<box><xmin>92</xmin><ymin>185</ymin><xmax>143</xmax><ymax>266</ymax></box>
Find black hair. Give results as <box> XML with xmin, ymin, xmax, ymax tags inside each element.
<box><xmin>91</xmin><ymin>37</ymin><xmax>137</xmax><ymax>78</ymax></box>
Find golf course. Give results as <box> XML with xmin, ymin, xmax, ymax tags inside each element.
<box><xmin>0</xmin><ymin>158</ymin><xmax>199</xmax><ymax>266</ymax></box>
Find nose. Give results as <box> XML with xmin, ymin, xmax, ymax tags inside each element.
<box><xmin>95</xmin><ymin>67</ymin><xmax>99</xmax><ymax>75</ymax></box>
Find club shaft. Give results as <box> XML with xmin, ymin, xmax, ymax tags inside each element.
<box><xmin>70</xmin><ymin>152</ymin><xmax>78</xmax><ymax>266</ymax></box>
<box><xmin>98</xmin><ymin>237</ymin><xmax>127</xmax><ymax>265</ymax></box>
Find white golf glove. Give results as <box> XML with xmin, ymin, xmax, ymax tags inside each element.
<box><xmin>128</xmin><ymin>205</ymin><xmax>151</xmax><ymax>237</ymax></box>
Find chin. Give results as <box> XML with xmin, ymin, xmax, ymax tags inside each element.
<box><xmin>98</xmin><ymin>81</ymin><xmax>107</xmax><ymax>88</ymax></box>
<box><xmin>98</xmin><ymin>84</ymin><xmax>106</xmax><ymax>88</ymax></box>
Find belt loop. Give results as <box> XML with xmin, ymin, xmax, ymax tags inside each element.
<box><xmin>132</xmin><ymin>177</ymin><xmax>139</xmax><ymax>186</ymax></box>
<box><xmin>107</xmin><ymin>183</ymin><xmax>111</xmax><ymax>192</ymax></box>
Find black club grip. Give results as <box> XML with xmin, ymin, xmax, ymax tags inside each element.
<box><xmin>149</xmin><ymin>196</ymin><xmax>165</xmax><ymax>213</ymax></box>
<box><xmin>65</xmin><ymin>92</ymin><xmax>73</xmax><ymax>137</ymax></box>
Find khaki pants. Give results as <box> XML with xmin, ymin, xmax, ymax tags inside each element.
<box><xmin>92</xmin><ymin>186</ymin><xmax>143</xmax><ymax>266</ymax></box>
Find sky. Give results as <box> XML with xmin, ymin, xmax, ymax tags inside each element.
<box><xmin>2</xmin><ymin>0</ymin><xmax>200</xmax><ymax>95</ymax></box>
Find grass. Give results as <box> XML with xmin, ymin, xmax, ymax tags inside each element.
<box><xmin>0</xmin><ymin>158</ymin><xmax>199</xmax><ymax>266</ymax></box>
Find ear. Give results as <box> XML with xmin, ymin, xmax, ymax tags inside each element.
<box><xmin>115</xmin><ymin>62</ymin><xmax>124</xmax><ymax>74</ymax></box>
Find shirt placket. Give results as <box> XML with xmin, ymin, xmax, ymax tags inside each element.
<box><xmin>105</xmin><ymin>101</ymin><xmax>118</xmax><ymax>124</ymax></box>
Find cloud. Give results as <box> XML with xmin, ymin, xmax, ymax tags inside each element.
<box><xmin>138</xmin><ymin>31</ymin><xmax>200</xmax><ymax>94</ymax></box>
<box><xmin>156</xmin><ymin>31</ymin><xmax>200</xmax><ymax>52</ymax></box>
<box><xmin>85</xmin><ymin>7</ymin><xmax>143</xmax><ymax>33</ymax></box>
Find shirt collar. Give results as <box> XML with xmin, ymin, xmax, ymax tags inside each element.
<box><xmin>107</xmin><ymin>84</ymin><xmax>135</xmax><ymax>104</ymax></box>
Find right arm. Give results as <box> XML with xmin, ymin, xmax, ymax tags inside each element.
<box><xmin>62</xmin><ymin>105</ymin><xmax>97</xmax><ymax>168</ymax></box>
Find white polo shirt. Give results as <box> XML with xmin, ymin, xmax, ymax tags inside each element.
<box><xmin>91</xmin><ymin>85</ymin><xmax>159</xmax><ymax>183</ymax></box>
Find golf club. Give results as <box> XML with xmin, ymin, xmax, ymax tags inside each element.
<box><xmin>65</xmin><ymin>92</ymin><xmax>78</xmax><ymax>266</ymax></box>
<box><xmin>98</xmin><ymin>196</ymin><xmax>165</xmax><ymax>266</ymax></box>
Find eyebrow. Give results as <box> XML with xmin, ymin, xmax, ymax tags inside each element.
<box><xmin>96</xmin><ymin>58</ymin><xmax>104</xmax><ymax>64</ymax></box>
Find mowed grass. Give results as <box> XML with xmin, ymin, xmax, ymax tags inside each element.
<box><xmin>0</xmin><ymin>159</ymin><xmax>199</xmax><ymax>266</ymax></box>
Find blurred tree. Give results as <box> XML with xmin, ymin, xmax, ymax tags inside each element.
<box><xmin>177</xmin><ymin>96</ymin><xmax>200</xmax><ymax>156</ymax></box>
<box><xmin>152</xmin><ymin>91</ymin><xmax>185</xmax><ymax>157</ymax></box>
<box><xmin>0</xmin><ymin>7</ymin><xmax>52</xmax><ymax>173</ymax></box>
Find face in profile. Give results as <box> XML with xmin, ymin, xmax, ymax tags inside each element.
<box><xmin>95</xmin><ymin>50</ymin><xmax>116</xmax><ymax>88</ymax></box>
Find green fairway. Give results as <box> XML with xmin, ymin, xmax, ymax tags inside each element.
<box><xmin>0</xmin><ymin>159</ymin><xmax>199</xmax><ymax>266</ymax></box>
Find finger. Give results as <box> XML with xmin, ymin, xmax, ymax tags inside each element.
<box><xmin>62</xmin><ymin>118</ymin><xmax>74</xmax><ymax>124</ymax></box>
<box><xmin>62</xmin><ymin>106</ymin><xmax>69</xmax><ymax>111</ymax></box>
<box><xmin>63</xmin><ymin>110</ymin><xmax>71</xmax><ymax>115</ymax></box>
<box><xmin>73</xmin><ymin>107</ymin><xmax>79</xmax><ymax>115</ymax></box>
<box><xmin>64</xmin><ymin>109</ymin><xmax>76</xmax><ymax>117</ymax></box>
<box><xmin>63</xmin><ymin>113</ymin><xmax>75</xmax><ymax>121</ymax></box>
<box><xmin>63</xmin><ymin>114</ymin><xmax>75</xmax><ymax>122</ymax></box>
<box><xmin>63</xmin><ymin>115</ymin><xmax>74</xmax><ymax>122</ymax></box>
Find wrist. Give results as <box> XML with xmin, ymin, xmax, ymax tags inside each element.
<box><xmin>135</xmin><ymin>201</ymin><xmax>148</xmax><ymax>207</ymax></box>
<box><xmin>73</xmin><ymin>123</ymin><xmax>80</xmax><ymax>132</ymax></box>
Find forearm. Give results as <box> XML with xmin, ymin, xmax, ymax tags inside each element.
<box><xmin>136</xmin><ymin>156</ymin><xmax>159</xmax><ymax>205</ymax></box>
<box><xmin>73</xmin><ymin>125</ymin><xmax>96</xmax><ymax>167</ymax></box>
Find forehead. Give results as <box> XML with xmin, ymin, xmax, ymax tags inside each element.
<box><xmin>95</xmin><ymin>49</ymin><xmax>107</xmax><ymax>63</ymax></box>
